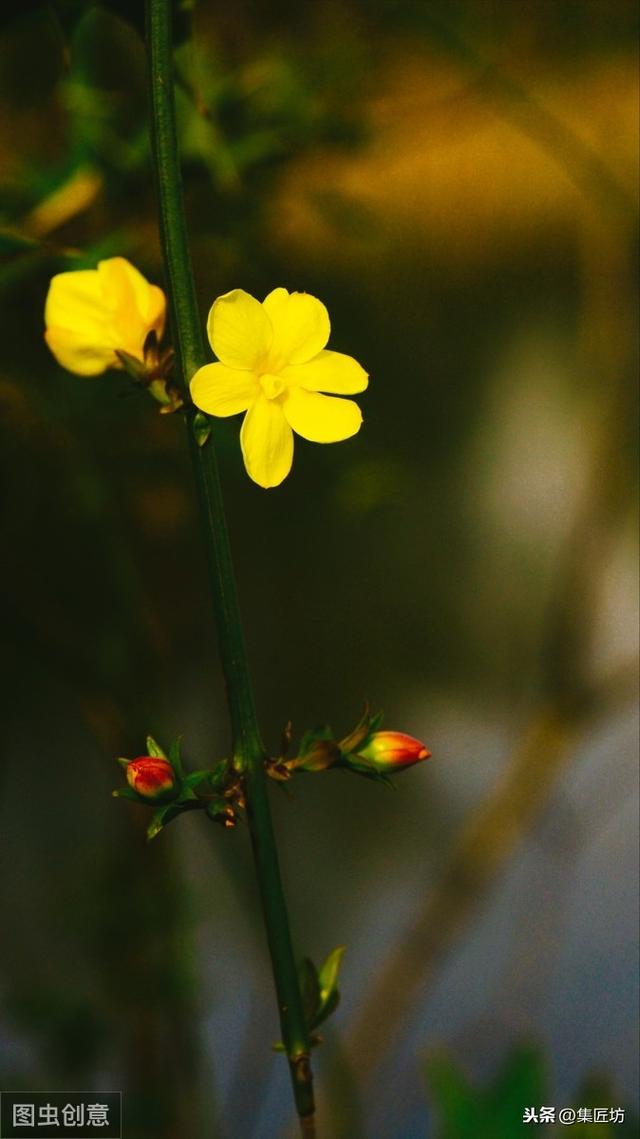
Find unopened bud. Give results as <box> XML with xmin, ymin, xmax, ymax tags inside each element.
<box><xmin>126</xmin><ymin>756</ymin><xmax>178</xmax><ymax>801</ymax></box>
<box><xmin>358</xmin><ymin>731</ymin><xmax>430</xmax><ymax>772</ymax></box>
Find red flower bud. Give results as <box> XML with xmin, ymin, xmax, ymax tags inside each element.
<box><xmin>126</xmin><ymin>756</ymin><xmax>178</xmax><ymax>801</ymax></box>
<box><xmin>358</xmin><ymin>731</ymin><xmax>430</xmax><ymax>772</ymax></box>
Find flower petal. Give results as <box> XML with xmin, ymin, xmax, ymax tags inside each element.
<box><xmin>45</xmin><ymin>269</ymin><xmax>112</xmax><ymax>339</ymax></box>
<box><xmin>190</xmin><ymin>363</ymin><xmax>259</xmax><ymax>417</ymax></box>
<box><xmin>281</xmin><ymin>349</ymin><xmax>368</xmax><ymax>394</ymax></box>
<box><xmin>207</xmin><ymin>289</ymin><xmax>273</xmax><ymax>370</ymax></box>
<box><xmin>44</xmin><ymin>259</ymin><xmax>167</xmax><ymax>374</ymax></box>
<box><xmin>44</xmin><ymin>326</ymin><xmax>118</xmax><ymax>376</ymax></box>
<box><xmin>262</xmin><ymin>288</ymin><xmax>330</xmax><ymax>368</ymax></box>
<box><xmin>283</xmin><ymin>387</ymin><xmax>362</xmax><ymax>443</ymax></box>
<box><xmin>240</xmin><ymin>395</ymin><xmax>294</xmax><ymax>487</ymax></box>
<box><xmin>98</xmin><ymin>257</ymin><xmax>166</xmax><ymax>343</ymax></box>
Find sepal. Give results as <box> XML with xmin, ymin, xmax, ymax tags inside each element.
<box><xmin>338</xmin><ymin>704</ymin><xmax>383</xmax><ymax>755</ymax></box>
<box><xmin>115</xmin><ymin>349</ymin><xmax>147</xmax><ymax>382</ymax></box>
<box><xmin>111</xmin><ymin>786</ymin><xmax>143</xmax><ymax>801</ymax></box>
<box><xmin>146</xmin><ymin>801</ymin><xmax>197</xmax><ymax>841</ymax></box>
<box><xmin>337</xmin><ymin>754</ymin><xmax>395</xmax><ymax>787</ymax></box>
<box><xmin>146</xmin><ymin>735</ymin><xmax>167</xmax><ymax>759</ymax></box>
<box><xmin>168</xmin><ymin>735</ymin><xmax>186</xmax><ymax>779</ymax></box>
<box><xmin>286</xmin><ymin>725</ymin><xmax>341</xmax><ymax>773</ymax></box>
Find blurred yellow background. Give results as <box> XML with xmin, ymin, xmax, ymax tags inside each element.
<box><xmin>0</xmin><ymin>2</ymin><xmax>637</xmax><ymax>1136</ymax></box>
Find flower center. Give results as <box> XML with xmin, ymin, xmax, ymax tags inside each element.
<box><xmin>259</xmin><ymin>373</ymin><xmax>286</xmax><ymax>400</ymax></box>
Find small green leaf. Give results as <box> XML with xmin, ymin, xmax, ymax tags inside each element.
<box><xmin>318</xmin><ymin>945</ymin><xmax>346</xmax><ymax>1004</ymax></box>
<box><xmin>308</xmin><ymin>945</ymin><xmax>346</xmax><ymax>1029</ymax></box>
<box><xmin>193</xmin><ymin>411</ymin><xmax>211</xmax><ymax>447</ymax></box>
<box><xmin>425</xmin><ymin>1051</ymin><xmax>480</xmax><ymax>1139</ymax></box>
<box><xmin>146</xmin><ymin>735</ymin><xmax>167</xmax><ymax>759</ymax></box>
<box><xmin>310</xmin><ymin>987</ymin><xmax>340</xmax><ymax>1030</ymax></box>
<box><xmin>426</xmin><ymin>1046</ymin><xmax>549</xmax><ymax>1139</ymax></box>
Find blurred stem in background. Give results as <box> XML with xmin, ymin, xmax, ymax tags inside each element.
<box><xmin>145</xmin><ymin>0</ymin><xmax>315</xmax><ymax>1132</ymax></box>
<box><xmin>339</xmin><ymin>214</ymin><xmax>637</xmax><ymax>1110</ymax></box>
<box><xmin>424</xmin><ymin>11</ymin><xmax>635</xmax><ymax>222</ymax></box>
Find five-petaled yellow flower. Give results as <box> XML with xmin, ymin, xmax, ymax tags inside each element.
<box><xmin>190</xmin><ymin>288</ymin><xmax>368</xmax><ymax>488</ymax></box>
<box><xmin>45</xmin><ymin>257</ymin><xmax>166</xmax><ymax>376</ymax></box>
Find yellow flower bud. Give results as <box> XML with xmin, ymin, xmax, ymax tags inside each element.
<box><xmin>44</xmin><ymin>257</ymin><xmax>166</xmax><ymax>376</ymax></box>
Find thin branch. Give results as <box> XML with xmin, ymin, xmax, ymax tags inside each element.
<box><xmin>145</xmin><ymin>0</ymin><xmax>315</xmax><ymax>1128</ymax></box>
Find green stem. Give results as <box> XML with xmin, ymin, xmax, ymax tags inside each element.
<box><xmin>145</xmin><ymin>0</ymin><xmax>315</xmax><ymax>1129</ymax></box>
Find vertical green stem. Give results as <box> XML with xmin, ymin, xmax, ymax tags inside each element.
<box><xmin>145</xmin><ymin>0</ymin><xmax>315</xmax><ymax>1129</ymax></box>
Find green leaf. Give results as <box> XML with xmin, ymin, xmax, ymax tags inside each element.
<box><xmin>426</xmin><ymin>1046</ymin><xmax>549</xmax><ymax>1139</ymax></box>
<box><xmin>318</xmin><ymin>945</ymin><xmax>346</xmax><ymax>1002</ymax></box>
<box><xmin>298</xmin><ymin>958</ymin><xmax>320</xmax><ymax>1027</ymax></box>
<box><xmin>425</xmin><ymin>1052</ymin><xmax>481</xmax><ymax>1139</ymax></box>
<box><xmin>146</xmin><ymin>735</ymin><xmax>166</xmax><ymax>759</ymax></box>
<box><xmin>488</xmin><ymin>1046</ymin><xmax>547</xmax><ymax>1133</ymax></box>
<box><xmin>309</xmin><ymin>945</ymin><xmax>346</xmax><ymax>1029</ymax></box>
<box><xmin>310</xmin><ymin>987</ymin><xmax>340</xmax><ymax>1030</ymax></box>
<box><xmin>574</xmin><ymin>1074</ymin><xmax>638</xmax><ymax>1137</ymax></box>
<box><xmin>193</xmin><ymin>411</ymin><xmax>211</xmax><ymax>448</ymax></box>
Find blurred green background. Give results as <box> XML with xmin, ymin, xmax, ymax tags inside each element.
<box><xmin>0</xmin><ymin>1</ymin><xmax>638</xmax><ymax>1136</ymax></box>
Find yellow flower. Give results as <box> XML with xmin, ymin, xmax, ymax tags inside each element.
<box><xmin>190</xmin><ymin>288</ymin><xmax>368</xmax><ymax>488</ymax></box>
<box><xmin>44</xmin><ymin>257</ymin><xmax>166</xmax><ymax>376</ymax></box>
